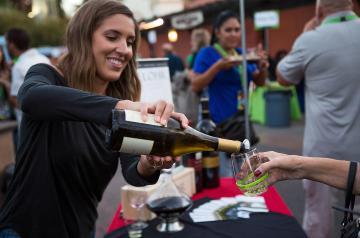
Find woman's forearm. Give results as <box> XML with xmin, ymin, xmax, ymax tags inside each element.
<box><xmin>301</xmin><ymin>157</ymin><xmax>359</xmax><ymax>194</ymax></box>
<box><xmin>191</xmin><ymin>63</ymin><xmax>220</xmax><ymax>92</ymax></box>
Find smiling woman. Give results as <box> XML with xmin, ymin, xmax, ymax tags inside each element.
<box><xmin>91</xmin><ymin>14</ymin><xmax>136</xmax><ymax>94</ymax></box>
<box><xmin>0</xmin><ymin>1</ymin><xmax>188</xmax><ymax>238</ymax></box>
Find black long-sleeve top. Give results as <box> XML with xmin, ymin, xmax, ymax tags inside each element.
<box><xmin>0</xmin><ymin>64</ymin><xmax>159</xmax><ymax>238</ymax></box>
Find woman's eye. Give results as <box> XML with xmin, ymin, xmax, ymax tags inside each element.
<box><xmin>106</xmin><ymin>35</ymin><xmax>117</xmax><ymax>41</ymax></box>
<box><xmin>127</xmin><ymin>41</ymin><xmax>134</xmax><ymax>47</ymax></box>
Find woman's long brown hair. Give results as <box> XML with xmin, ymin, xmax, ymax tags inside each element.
<box><xmin>0</xmin><ymin>47</ymin><xmax>8</xmax><ymax>72</ymax></box>
<box><xmin>58</xmin><ymin>0</ymin><xmax>141</xmax><ymax>101</ymax></box>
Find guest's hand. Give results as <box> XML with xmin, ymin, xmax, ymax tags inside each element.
<box><xmin>255</xmin><ymin>151</ymin><xmax>305</xmax><ymax>185</ymax></box>
<box><xmin>255</xmin><ymin>44</ymin><xmax>269</xmax><ymax>71</ymax></box>
<box><xmin>115</xmin><ymin>100</ymin><xmax>189</xmax><ymax>128</ymax></box>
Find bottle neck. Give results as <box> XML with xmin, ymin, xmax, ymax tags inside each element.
<box><xmin>217</xmin><ymin>138</ymin><xmax>243</xmax><ymax>153</ymax></box>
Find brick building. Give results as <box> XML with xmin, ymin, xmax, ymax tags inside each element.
<box><xmin>138</xmin><ymin>0</ymin><xmax>360</xmax><ymax>60</ymax></box>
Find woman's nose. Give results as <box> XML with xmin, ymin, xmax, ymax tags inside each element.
<box><xmin>115</xmin><ymin>40</ymin><xmax>129</xmax><ymax>54</ymax></box>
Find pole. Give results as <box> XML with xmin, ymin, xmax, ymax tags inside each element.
<box><xmin>239</xmin><ymin>0</ymin><xmax>250</xmax><ymax>141</ymax></box>
<box><xmin>264</xmin><ymin>28</ymin><xmax>270</xmax><ymax>52</ymax></box>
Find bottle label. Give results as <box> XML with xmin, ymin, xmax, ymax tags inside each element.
<box><xmin>119</xmin><ymin>137</ymin><xmax>154</xmax><ymax>155</ymax></box>
<box><xmin>202</xmin><ymin>156</ymin><xmax>219</xmax><ymax>168</ymax></box>
<box><xmin>124</xmin><ymin>110</ymin><xmax>163</xmax><ymax>127</ymax></box>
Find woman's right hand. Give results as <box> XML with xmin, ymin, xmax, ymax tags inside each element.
<box><xmin>215</xmin><ymin>57</ymin><xmax>241</xmax><ymax>71</ymax></box>
<box><xmin>115</xmin><ymin>100</ymin><xmax>189</xmax><ymax>128</ymax></box>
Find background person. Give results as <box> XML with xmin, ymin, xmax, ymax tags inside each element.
<box><xmin>192</xmin><ymin>10</ymin><xmax>268</xmax><ymax>125</ymax></box>
<box><xmin>172</xmin><ymin>28</ymin><xmax>211</xmax><ymax>127</ymax></box>
<box><xmin>162</xmin><ymin>42</ymin><xmax>184</xmax><ymax>81</ymax></box>
<box><xmin>5</xmin><ymin>28</ymin><xmax>50</xmax><ymax>132</ymax></box>
<box><xmin>0</xmin><ymin>1</ymin><xmax>188</xmax><ymax>237</ymax></box>
<box><xmin>186</xmin><ymin>28</ymin><xmax>211</xmax><ymax>70</ymax></box>
<box><xmin>0</xmin><ymin>47</ymin><xmax>11</xmax><ymax>120</ymax></box>
<box><xmin>276</xmin><ymin>0</ymin><xmax>360</xmax><ymax>237</ymax></box>
<box><xmin>191</xmin><ymin>10</ymin><xmax>268</xmax><ymax>176</ymax></box>
<box><xmin>256</xmin><ymin>151</ymin><xmax>360</xmax><ymax>195</ymax></box>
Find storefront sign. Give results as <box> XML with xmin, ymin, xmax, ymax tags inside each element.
<box><xmin>254</xmin><ymin>10</ymin><xmax>280</xmax><ymax>30</ymax></box>
<box><xmin>171</xmin><ymin>11</ymin><xmax>204</xmax><ymax>30</ymax></box>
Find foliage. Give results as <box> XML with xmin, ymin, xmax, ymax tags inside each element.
<box><xmin>0</xmin><ymin>8</ymin><xmax>68</xmax><ymax>47</ymax></box>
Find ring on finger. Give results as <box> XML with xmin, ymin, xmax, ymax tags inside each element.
<box><xmin>148</xmin><ymin>156</ymin><xmax>163</xmax><ymax>169</ymax></box>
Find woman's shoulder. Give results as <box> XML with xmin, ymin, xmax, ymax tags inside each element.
<box><xmin>28</xmin><ymin>63</ymin><xmax>60</xmax><ymax>73</ymax></box>
<box><xmin>198</xmin><ymin>46</ymin><xmax>216</xmax><ymax>54</ymax></box>
<box><xmin>196</xmin><ymin>46</ymin><xmax>218</xmax><ymax>60</ymax></box>
<box><xmin>26</xmin><ymin>63</ymin><xmax>66</xmax><ymax>84</ymax></box>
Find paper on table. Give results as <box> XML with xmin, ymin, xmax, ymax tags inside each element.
<box><xmin>189</xmin><ymin>195</ymin><xmax>268</xmax><ymax>222</ymax></box>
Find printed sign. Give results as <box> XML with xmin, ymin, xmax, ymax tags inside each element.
<box><xmin>254</xmin><ymin>10</ymin><xmax>280</xmax><ymax>30</ymax></box>
<box><xmin>137</xmin><ymin>58</ymin><xmax>173</xmax><ymax>104</ymax></box>
<box><xmin>171</xmin><ymin>11</ymin><xmax>204</xmax><ymax>30</ymax></box>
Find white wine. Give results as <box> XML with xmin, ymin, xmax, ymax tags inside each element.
<box><xmin>106</xmin><ymin>110</ymin><xmax>250</xmax><ymax>156</ymax></box>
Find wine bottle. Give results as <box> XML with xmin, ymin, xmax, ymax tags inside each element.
<box><xmin>106</xmin><ymin>109</ymin><xmax>249</xmax><ymax>157</ymax></box>
<box><xmin>183</xmin><ymin>153</ymin><xmax>203</xmax><ymax>193</ymax></box>
<box><xmin>196</xmin><ymin>97</ymin><xmax>220</xmax><ymax>188</ymax></box>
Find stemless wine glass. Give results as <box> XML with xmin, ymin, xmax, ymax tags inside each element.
<box><xmin>126</xmin><ymin>189</ymin><xmax>148</xmax><ymax>229</ymax></box>
<box><xmin>231</xmin><ymin>148</ymin><xmax>269</xmax><ymax>196</ymax></box>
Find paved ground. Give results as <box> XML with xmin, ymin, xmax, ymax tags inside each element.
<box><xmin>95</xmin><ymin>119</ymin><xmax>342</xmax><ymax>238</ymax></box>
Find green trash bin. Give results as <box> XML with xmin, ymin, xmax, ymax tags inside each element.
<box><xmin>264</xmin><ymin>90</ymin><xmax>292</xmax><ymax>127</ymax></box>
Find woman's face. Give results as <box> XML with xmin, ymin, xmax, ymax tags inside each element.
<box><xmin>92</xmin><ymin>14</ymin><xmax>135</xmax><ymax>83</ymax></box>
<box><xmin>216</xmin><ymin>17</ymin><xmax>241</xmax><ymax>50</ymax></box>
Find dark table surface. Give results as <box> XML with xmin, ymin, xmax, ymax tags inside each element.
<box><xmin>105</xmin><ymin>197</ymin><xmax>307</xmax><ymax>238</ymax></box>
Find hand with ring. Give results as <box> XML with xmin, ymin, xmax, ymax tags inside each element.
<box><xmin>137</xmin><ymin>155</ymin><xmax>181</xmax><ymax>177</ymax></box>
<box><xmin>146</xmin><ymin>155</ymin><xmax>179</xmax><ymax>169</ymax></box>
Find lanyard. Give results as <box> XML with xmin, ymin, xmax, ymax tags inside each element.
<box><xmin>213</xmin><ymin>43</ymin><xmax>248</xmax><ymax>110</ymax></box>
<box><xmin>213</xmin><ymin>43</ymin><xmax>244</xmax><ymax>87</ymax></box>
<box><xmin>322</xmin><ymin>12</ymin><xmax>359</xmax><ymax>25</ymax></box>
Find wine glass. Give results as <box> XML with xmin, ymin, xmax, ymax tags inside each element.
<box><xmin>231</xmin><ymin>148</ymin><xmax>269</xmax><ymax>196</ymax></box>
<box><xmin>127</xmin><ymin>189</ymin><xmax>148</xmax><ymax>229</ymax></box>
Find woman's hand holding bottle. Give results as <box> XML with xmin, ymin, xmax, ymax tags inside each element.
<box><xmin>115</xmin><ymin>100</ymin><xmax>188</xmax><ymax>128</ymax></box>
<box><xmin>115</xmin><ymin>100</ymin><xmax>189</xmax><ymax>175</ymax></box>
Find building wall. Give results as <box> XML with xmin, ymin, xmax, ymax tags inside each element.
<box><xmin>138</xmin><ymin>2</ymin><xmax>360</xmax><ymax>60</ymax></box>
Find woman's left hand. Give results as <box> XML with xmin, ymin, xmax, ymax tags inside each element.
<box><xmin>138</xmin><ymin>155</ymin><xmax>181</xmax><ymax>176</ymax></box>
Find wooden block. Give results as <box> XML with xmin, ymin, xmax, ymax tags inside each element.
<box><xmin>121</xmin><ymin>167</ymin><xmax>195</xmax><ymax>220</ymax></box>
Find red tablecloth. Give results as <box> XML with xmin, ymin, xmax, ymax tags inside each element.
<box><xmin>107</xmin><ymin>177</ymin><xmax>292</xmax><ymax>233</ymax></box>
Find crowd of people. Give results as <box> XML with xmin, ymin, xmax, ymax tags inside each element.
<box><xmin>0</xmin><ymin>1</ymin><xmax>187</xmax><ymax>237</ymax></box>
<box><xmin>0</xmin><ymin>0</ymin><xmax>359</xmax><ymax>237</ymax></box>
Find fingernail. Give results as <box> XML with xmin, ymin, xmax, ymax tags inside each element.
<box><xmin>161</xmin><ymin>119</ymin><xmax>167</xmax><ymax>125</ymax></box>
<box><xmin>254</xmin><ymin>170</ymin><xmax>262</xmax><ymax>177</ymax></box>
